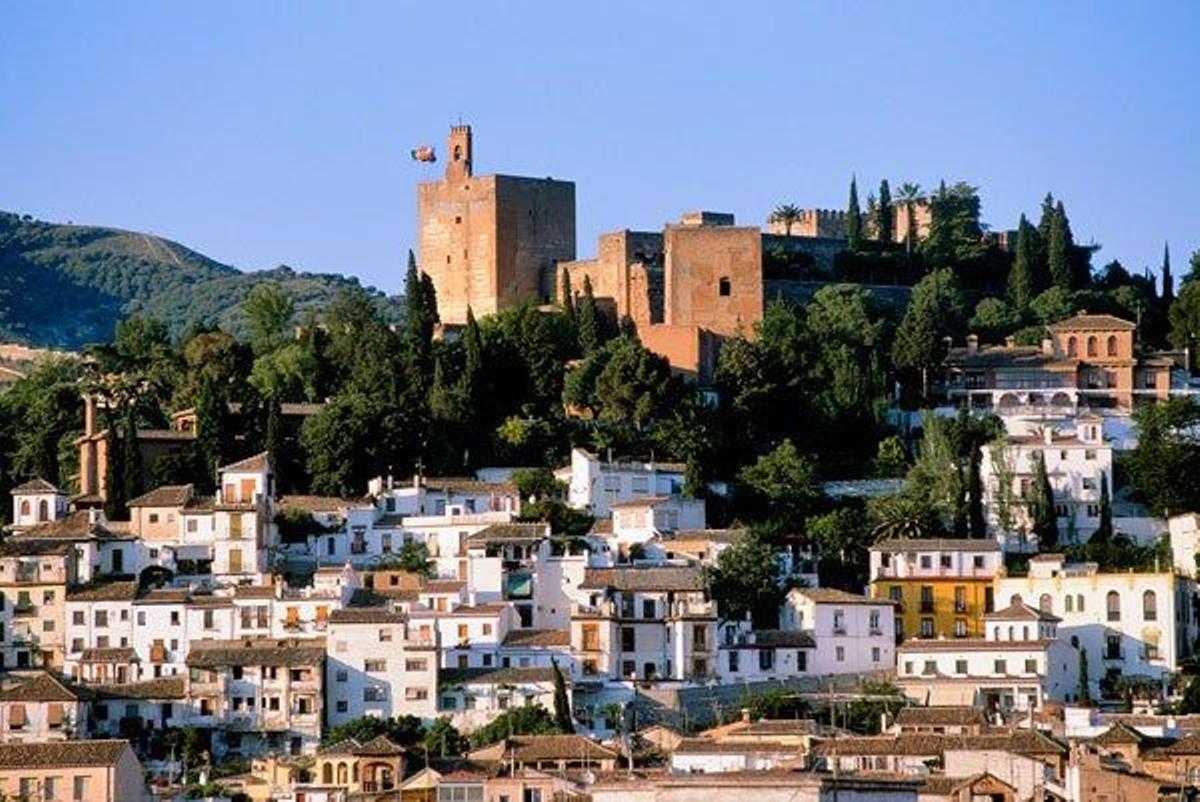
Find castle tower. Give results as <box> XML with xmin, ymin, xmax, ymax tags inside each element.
<box><xmin>446</xmin><ymin>125</ymin><xmax>473</xmax><ymax>181</ymax></box>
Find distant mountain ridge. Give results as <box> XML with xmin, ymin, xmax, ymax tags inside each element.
<box><xmin>0</xmin><ymin>211</ymin><xmax>403</xmax><ymax>348</ymax></box>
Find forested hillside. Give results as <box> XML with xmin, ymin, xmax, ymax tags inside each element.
<box><xmin>0</xmin><ymin>211</ymin><xmax>402</xmax><ymax>347</ymax></box>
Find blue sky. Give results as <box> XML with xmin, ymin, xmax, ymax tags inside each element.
<box><xmin>2</xmin><ymin>2</ymin><xmax>1197</xmax><ymax>295</ymax></box>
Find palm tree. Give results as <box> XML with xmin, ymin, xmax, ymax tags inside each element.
<box><xmin>770</xmin><ymin>203</ymin><xmax>803</xmax><ymax>237</ymax></box>
<box><xmin>895</xmin><ymin>183</ymin><xmax>924</xmax><ymax>259</ymax></box>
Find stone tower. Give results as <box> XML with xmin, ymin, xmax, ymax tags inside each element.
<box><xmin>416</xmin><ymin>126</ymin><xmax>576</xmax><ymax>325</ymax></box>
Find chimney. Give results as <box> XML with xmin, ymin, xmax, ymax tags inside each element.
<box><xmin>1043</xmin><ymin>427</ymin><xmax>1054</xmax><ymax>445</ymax></box>
<box><xmin>966</xmin><ymin>334</ymin><xmax>979</xmax><ymax>353</ymax></box>
<box><xmin>1041</xmin><ymin>338</ymin><xmax>1053</xmax><ymax>355</ymax></box>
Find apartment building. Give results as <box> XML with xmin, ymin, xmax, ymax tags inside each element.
<box><xmin>561</xmin><ymin>448</ymin><xmax>686</xmax><ymax>518</ymax></box>
<box><xmin>779</xmin><ymin>587</ymin><xmax>895</xmax><ymax>674</ymax></box>
<box><xmin>994</xmin><ymin>553</ymin><xmax>1198</xmax><ymax>699</ymax></box>
<box><xmin>0</xmin><ymin>672</ymin><xmax>89</xmax><ymax>743</ymax></box>
<box><xmin>438</xmin><ymin>666</ymin><xmax>562</xmax><ymax>731</ymax></box>
<box><xmin>715</xmin><ymin>622</ymin><xmax>815</xmax><ymax>683</ymax></box>
<box><xmin>0</xmin><ymin>739</ymin><xmax>148</xmax><ymax>802</ymax></box>
<box><xmin>324</xmin><ymin>606</ymin><xmax>438</xmax><ymax>728</ymax></box>
<box><xmin>869</xmin><ymin>538</ymin><xmax>1002</xmax><ymax>640</ymax></box>
<box><xmin>0</xmin><ymin>535</ymin><xmax>90</xmax><ymax>670</ymax></box>
<box><xmin>895</xmin><ymin>601</ymin><xmax>1075</xmax><ymax>713</ymax></box>
<box><xmin>186</xmin><ymin>637</ymin><xmax>325</xmax><ymax>757</ymax></box>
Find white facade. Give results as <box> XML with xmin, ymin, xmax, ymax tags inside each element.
<box><xmin>779</xmin><ymin>588</ymin><xmax>894</xmax><ymax>675</ymax></box>
<box><xmin>980</xmin><ymin>420</ymin><xmax>1112</xmax><ymax>550</ymax></box>
<box><xmin>1169</xmin><ymin>513</ymin><xmax>1200</xmax><ymax>579</ymax></box>
<box><xmin>562</xmin><ymin>448</ymin><xmax>686</xmax><ymax>518</ymax></box>
<box><xmin>994</xmin><ymin>554</ymin><xmax>1198</xmax><ymax>698</ymax></box>
<box><xmin>8</xmin><ymin>480</ymin><xmax>69</xmax><ymax>532</ymax></box>
<box><xmin>325</xmin><ymin>609</ymin><xmax>439</xmax><ymax>727</ymax></box>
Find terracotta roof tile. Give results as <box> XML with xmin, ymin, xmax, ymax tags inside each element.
<box><xmin>501</xmin><ymin>629</ymin><xmax>570</xmax><ymax>647</ymax></box>
<box><xmin>93</xmin><ymin>676</ymin><xmax>187</xmax><ymax>700</ymax></box>
<box><xmin>895</xmin><ymin>707</ymin><xmax>987</xmax><ymax>727</ymax></box>
<box><xmin>80</xmin><ymin>647</ymin><xmax>137</xmax><ymax>663</ymax></box>
<box><xmin>792</xmin><ymin>588</ymin><xmax>893</xmax><ymax>606</ymax></box>
<box><xmin>1048</xmin><ymin>314</ymin><xmax>1136</xmax><ymax>331</ymax></box>
<box><xmin>127</xmin><ymin>484</ymin><xmax>193</xmax><ymax>508</ymax></box>
<box><xmin>11</xmin><ymin>478</ymin><xmax>60</xmax><ymax>494</ymax></box>
<box><xmin>328</xmin><ymin>607</ymin><xmax>406</xmax><ymax>625</ymax></box>
<box><xmin>871</xmin><ymin>538</ymin><xmax>1001</xmax><ymax>553</ymax></box>
<box><xmin>0</xmin><ymin>739</ymin><xmax>131</xmax><ymax>769</ymax></box>
<box><xmin>580</xmin><ymin>566</ymin><xmax>706</xmax><ymax>592</ymax></box>
<box><xmin>66</xmin><ymin>578</ymin><xmax>140</xmax><ymax>602</ymax></box>
<box><xmin>186</xmin><ymin>638</ymin><xmax>325</xmax><ymax>668</ymax></box>
<box><xmin>219</xmin><ymin>451</ymin><xmax>270</xmax><ymax>473</ymax></box>
<box><xmin>440</xmin><ymin>667</ymin><xmax>556</xmax><ymax>686</ymax></box>
<box><xmin>465</xmin><ymin>523</ymin><xmax>549</xmax><ymax>545</ymax></box>
<box><xmin>0</xmin><ymin>672</ymin><xmax>90</xmax><ymax>702</ymax></box>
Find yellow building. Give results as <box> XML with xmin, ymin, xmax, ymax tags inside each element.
<box><xmin>868</xmin><ymin>539</ymin><xmax>1004</xmax><ymax>640</ymax></box>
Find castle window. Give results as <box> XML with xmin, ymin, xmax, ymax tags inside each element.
<box><xmin>446</xmin><ymin>255</ymin><xmax>451</xmax><ymax>264</ymax></box>
<box><xmin>1087</xmin><ymin>336</ymin><xmax>1098</xmax><ymax>357</ymax></box>
<box><xmin>455</xmin><ymin>216</ymin><xmax>462</xmax><ymax>224</ymax></box>
<box><xmin>1106</xmin><ymin>335</ymin><xmax>1118</xmax><ymax>356</ymax></box>
<box><xmin>718</xmin><ymin>277</ymin><xmax>731</xmax><ymax>297</ymax></box>
<box><xmin>19</xmin><ymin>500</ymin><xmax>29</xmax><ymax>518</ymax></box>
<box><xmin>1067</xmin><ymin>336</ymin><xmax>1077</xmax><ymax>357</ymax></box>
<box><xmin>453</xmin><ymin>144</ymin><xmax>462</xmax><ymax>161</ymax></box>
<box><xmin>37</xmin><ymin>500</ymin><xmax>48</xmax><ymax>522</ymax></box>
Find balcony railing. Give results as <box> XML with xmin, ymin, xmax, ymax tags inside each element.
<box><xmin>919</xmin><ymin>601</ymin><xmax>935</xmax><ymax>614</ymax></box>
<box><xmin>13</xmin><ymin>603</ymin><xmax>36</xmax><ymax>618</ymax></box>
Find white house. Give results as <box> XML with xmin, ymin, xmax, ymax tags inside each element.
<box><xmin>779</xmin><ymin>588</ymin><xmax>895</xmax><ymax>675</ymax></box>
<box><xmin>437</xmin><ymin>666</ymin><xmax>562</xmax><ymax>732</ymax></box>
<box><xmin>561</xmin><ymin>448</ymin><xmax>686</xmax><ymax>518</ymax></box>
<box><xmin>715</xmin><ymin>622</ymin><xmax>815</xmax><ymax>683</ymax></box>
<box><xmin>895</xmin><ymin>601</ymin><xmax>1075</xmax><ymax>713</ymax></box>
<box><xmin>994</xmin><ymin>553</ymin><xmax>1198</xmax><ymax>699</ymax></box>
<box><xmin>8</xmin><ymin>479</ymin><xmax>69</xmax><ymax>532</ymax></box>
<box><xmin>1168</xmin><ymin>513</ymin><xmax>1200</xmax><ymax>579</ymax></box>
<box><xmin>608</xmin><ymin>496</ymin><xmax>706</xmax><ymax>549</ymax></box>
<box><xmin>324</xmin><ymin>607</ymin><xmax>439</xmax><ymax>727</ymax></box>
<box><xmin>980</xmin><ymin>418</ymin><xmax>1112</xmax><ymax>551</ymax></box>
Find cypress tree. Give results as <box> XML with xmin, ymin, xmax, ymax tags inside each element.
<box><xmin>194</xmin><ymin>374</ymin><xmax>226</xmax><ymax>493</ymax></box>
<box><xmin>560</xmin><ymin>269</ymin><xmax>575</xmax><ymax>321</ymax></box>
<box><xmin>846</xmin><ymin>176</ymin><xmax>862</xmax><ymax>249</ymax></box>
<box><xmin>120</xmin><ymin>406</ymin><xmax>142</xmax><ymax>513</ymax></box>
<box><xmin>1048</xmin><ymin>202</ymin><xmax>1072</xmax><ymax>290</ymax></box>
<box><xmin>1078</xmin><ymin>648</ymin><xmax>1091</xmax><ymax>704</ymax></box>
<box><xmin>461</xmin><ymin>307</ymin><xmax>483</xmax><ymax>408</ymax></box>
<box><xmin>577</xmin><ymin>275</ymin><xmax>602</xmax><ymax>355</ymax></box>
<box><xmin>1095</xmin><ymin>471</ymin><xmax>1113</xmax><ymax>541</ymax></box>
<box><xmin>877</xmin><ymin>179</ymin><xmax>893</xmax><ymax>243</ymax></box>
<box><xmin>967</xmin><ymin>446</ymin><xmax>985</xmax><ymax>539</ymax></box>
<box><xmin>1031</xmin><ymin>450</ymin><xmax>1058</xmax><ymax>549</ymax></box>
<box><xmin>552</xmin><ymin>659</ymin><xmax>573</xmax><ymax>733</ymax></box>
<box><xmin>1008</xmin><ymin>215</ymin><xmax>1036</xmax><ymax>315</ymax></box>
<box><xmin>1162</xmin><ymin>242</ymin><xmax>1174</xmax><ymax>302</ymax></box>
<box><xmin>103</xmin><ymin>408</ymin><xmax>126</xmax><ymax>520</ymax></box>
<box><xmin>264</xmin><ymin>394</ymin><xmax>284</xmax><ymax>470</ymax></box>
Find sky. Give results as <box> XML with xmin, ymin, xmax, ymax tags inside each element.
<box><xmin>2</xmin><ymin>2</ymin><xmax>1198</xmax><ymax>296</ymax></box>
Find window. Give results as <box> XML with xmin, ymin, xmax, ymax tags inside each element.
<box><xmin>832</xmin><ymin>610</ymin><xmax>846</xmax><ymax>633</ymax></box>
<box><xmin>920</xmin><ymin>618</ymin><xmax>934</xmax><ymax>638</ymax></box>
<box><xmin>954</xmin><ymin>586</ymin><xmax>967</xmax><ymax>613</ymax></box>
<box><xmin>72</xmin><ymin>611</ymin><xmax>84</xmax><ymax>626</ymax></box>
<box><xmin>335</xmin><ymin>670</ymin><xmax>348</xmax><ymax>682</ymax></box>
<box><xmin>364</xmin><ymin>659</ymin><xmax>387</xmax><ymax>673</ymax></box>
<box><xmin>621</xmin><ymin>660</ymin><xmax>636</xmax><ymax>677</ymax></box>
<box><xmin>1143</xmin><ymin>590</ymin><xmax>1157</xmax><ymax>621</ymax></box>
<box><xmin>922</xmin><ymin>660</ymin><xmax>936</xmax><ymax>675</ymax></box>
<box><xmin>728</xmin><ymin>650</ymin><xmax>740</xmax><ymax>672</ymax></box>
<box><xmin>149</xmin><ymin>513</ymin><xmax>159</xmax><ymax>524</ymax></box>
<box><xmin>1105</xmin><ymin>634</ymin><xmax>1121</xmax><ymax>660</ymax></box>
<box><xmin>868</xmin><ymin>610</ymin><xmax>881</xmax><ymax>634</ymax></box>
<box><xmin>955</xmin><ymin>659</ymin><xmax>968</xmax><ymax>674</ymax></box>
<box><xmin>939</xmin><ymin>554</ymin><xmax>952</xmax><ymax>568</ymax></box>
<box><xmin>1039</xmin><ymin>594</ymin><xmax>1053</xmax><ymax>613</ymax></box>
<box><xmin>919</xmin><ymin>585</ymin><xmax>934</xmax><ymax>613</ymax></box>
<box><xmin>1107</xmin><ymin>591</ymin><xmax>1121</xmax><ymax>621</ymax></box>
<box><xmin>994</xmin><ymin>659</ymin><xmax>1007</xmax><ymax>674</ymax></box>
<box><xmin>1067</xmin><ymin>336</ymin><xmax>1078</xmax><ymax>357</ymax></box>
<box><xmin>336</xmin><ymin>700</ymin><xmax>348</xmax><ymax>713</ymax></box>
<box><xmin>364</xmin><ymin>686</ymin><xmax>387</xmax><ymax>702</ymax></box>
<box><xmin>379</xmin><ymin>628</ymin><xmax>392</xmax><ymax>642</ymax></box>
<box><xmin>920</xmin><ymin>555</ymin><xmax>933</xmax><ymax>569</ymax></box>
<box><xmin>73</xmin><ymin>776</ymin><xmax>89</xmax><ymax>801</ymax></box>
<box><xmin>1087</xmin><ymin>336</ymin><xmax>1098</xmax><ymax>357</ymax></box>
<box><xmin>835</xmin><ymin>646</ymin><xmax>846</xmax><ymax>662</ymax></box>
<box><xmin>620</xmin><ymin>627</ymin><xmax>636</xmax><ymax>652</ymax></box>
<box><xmin>406</xmin><ymin>658</ymin><xmax>428</xmax><ymax>671</ymax></box>
<box><xmin>1077</xmin><ymin>594</ymin><xmax>1085</xmax><ymax>612</ymax></box>
<box><xmin>888</xmin><ymin>586</ymin><xmax>902</xmax><ymax>605</ymax></box>
<box><xmin>405</xmin><ymin>688</ymin><xmax>428</xmax><ymax>701</ymax></box>
<box><xmin>1107</xmin><ymin>335</ymin><xmax>1118</xmax><ymax>356</ymax></box>
<box><xmin>1024</xmin><ymin>659</ymin><xmax>1037</xmax><ymax>673</ymax></box>
<box><xmin>642</xmin><ymin>599</ymin><xmax>656</xmax><ymax>619</ymax></box>
<box><xmin>973</xmin><ymin>555</ymin><xmax>985</xmax><ymax>569</ymax></box>
<box><xmin>718</xmin><ymin>277</ymin><xmax>731</xmax><ymax>297</ymax></box>
<box><xmin>692</xmin><ymin>624</ymin><xmax>707</xmax><ymax>649</ymax></box>
<box><xmin>95</xmin><ymin>610</ymin><xmax>108</xmax><ymax>627</ymax></box>
<box><xmin>1066</xmin><ymin>595</ymin><xmax>1074</xmax><ymax>613</ymax></box>
<box><xmin>758</xmin><ymin>649</ymin><xmax>775</xmax><ymax>671</ymax></box>
<box><xmin>954</xmin><ymin>619</ymin><xmax>967</xmax><ymax>638</ymax></box>
<box><xmin>871</xmin><ymin>647</ymin><xmax>881</xmax><ymax>662</ymax></box>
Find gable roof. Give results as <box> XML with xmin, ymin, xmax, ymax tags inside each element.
<box><xmin>895</xmin><ymin>707</ymin><xmax>988</xmax><ymax>728</ymax></box>
<box><xmin>469</xmin><ymin>734</ymin><xmax>619</xmax><ymax>764</ymax></box>
<box><xmin>66</xmin><ymin>577</ymin><xmax>140</xmax><ymax>602</ymax></box>
<box><xmin>12</xmin><ymin>511</ymin><xmax>127</xmax><ymax>542</ymax></box>
<box><xmin>219</xmin><ymin>451</ymin><xmax>269</xmax><ymax>473</ymax></box>
<box><xmin>1093</xmin><ymin>721</ymin><xmax>1150</xmax><ymax>746</ymax></box>
<box><xmin>186</xmin><ymin>638</ymin><xmax>325</xmax><ymax>668</ymax></box>
<box><xmin>320</xmin><ymin>735</ymin><xmax>406</xmax><ymax>757</ymax></box>
<box><xmin>92</xmin><ymin>676</ymin><xmax>187</xmax><ymax>700</ymax></box>
<box><xmin>328</xmin><ymin>607</ymin><xmax>407</xmax><ymax>625</ymax></box>
<box><xmin>985</xmin><ymin>600</ymin><xmax>1061</xmax><ymax>623</ymax></box>
<box><xmin>501</xmin><ymin>629</ymin><xmax>570</xmax><ymax>648</ymax></box>
<box><xmin>1048</xmin><ymin>314</ymin><xmax>1136</xmax><ymax>332</ymax></box>
<box><xmin>580</xmin><ymin>565</ymin><xmax>706</xmax><ymax>592</ymax></box>
<box><xmin>0</xmin><ymin>672</ymin><xmax>90</xmax><ymax>703</ymax></box>
<box><xmin>791</xmin><ymin>587</ymin><xmax>892</xmax><ymax>606</ymax></box>
<box><xmin>11</xmin><ymin>478</ymin><xmax>60</xmax><ymax>494</ymax></box>
<box><xmin>440</xmin><ymin>667</ymin><xmax>556</xmax><ymax>686</ymax></box>
<box><xmin>127</xmin><ymin>484</ymin><xmax>193</xmax><ymax>508</ymax></box>
<box><xmin>0</xmin><ymin>739</ymin><xmax>131</xmax><ymax>769</ymax></box>
<box><xmin>871</xmin><ymin>538</ymin><xmax>1001</xmax><ymax>553</ymax></box>
<box><xmin>465</xmin><ymin>523</ymin><xmax>549</xmax><ymax>545</ymax></box>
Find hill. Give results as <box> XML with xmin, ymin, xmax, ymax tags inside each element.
<box><xmin>0</xmin><ymin>211</ymin><xmax>403</xmax><ymax>348</ymax></box>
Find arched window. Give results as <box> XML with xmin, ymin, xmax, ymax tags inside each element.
<box><xmin>19</xmin><ymin>500</ymin><xmax>30</xmax><ymax>517</ymax></box>
<box><xmin>1077</xmin><ymin>594</ymin><xmax>1085</xmax><ymax>612</ymax></box>
<box><xmin>453</xmin><ymin>144</ymin><xmax>462</xmax><ymax>161</ymax></box>
<box><xmin>1039</xmin><ymin>594</ymin><xmax>1052</xmax><ymax>613</ymax></box>
<box><xmin>1007</xmin><ymin>626</ymin><xmax>1014</xmax><ymax>640</ymax></box>
<box><xmin>1107</xmin><ymin>335</ymin><xmax>1118</xmax><ymax>356</ymax></box>
<box><xmin>1106</xmin><ymin>590</ymin><xmax>1121</xmax><ymax>622</ymax></box>
<box><xmin>1087</xmin><ymin>336</ymin><xmax>1098</xmax><ymax>357</ymax></box>
<box><xmin>37</xmin><ymin>500</ymin><xmax>48</xmax><ymax>522</ymax></box>
<box><xmin>322</xmin><ymin>763</ymin><xmax>333</xmax><ymax>784</ymax></box>
<box><xmin>1070</xmin><ymin>635</ymin><xmax>1079</xmax><ymax>648</ymax></box>
<box><xmin>1065</xmin><ymin>596</ymin><xmax>1074</xmax><ymax>613</ymax></box>
<box><xmin>336</xmin><ymin>762</ymin><xmax>348</xmax><ymax>784</ymax></box>
<box><xmin>1143</xmin><ymin>590</ymin><xmax>1157</xmax><ymax>621</ymax></box>
<box><xmin>1067</xmin><ymin>336</ymin><xmax>1078</xmax><ymax>357</ymax></box>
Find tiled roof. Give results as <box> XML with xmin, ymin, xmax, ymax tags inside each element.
<box><xmin>610</xmin><ymin>495</ymin><xmax>672</xmax><ymax>509</ymax></box>
<box><xmin>669</xmin><ymin>528</ymin><xmax>745</xmax><ymax>544</ymax></box>
<box><xmin>233</xmin><ymin>585</ymin><xmax>277</xmax><ymax>599</ymax></box>
<box><xmin>11</xmin><ymin>478</ymin><xmax>60</xmax><ymax>494</ymax></box>
<box><xmin>897</xmin><ymin>638</ymin><xmax>1053</xmax><ymax>652</ymax></box>
<box><xmin>135</xmin><ymin>588</ymin><xmax>191</xmax><ymax>605</ymax></box>
<box><xmin>66</xmin><ymin>577</ymin><xmax>140</xmax><ymax>602</ymax></box>
<box><xmin>792</xmin><ymin>588</ymin><xmax>892</xmax><ymax>606</ymax></box>
<box><xmin>674</xmin><ymin>738</ymin><xmax>794</xmax><ymax>754</ymax></box>
<box><xmin>580</xmin><ymin>565</ymin><xmax>706</xmax><ymax>592</ymax></box>
<box><xmin>1048</xmin><ymin>313</ymin><xmax>1136</xmax><ymax>331</ymax></box>
<box><xmin>464</xmin><ymin>523</ymin><xmax>549</xmax><ymax>545</ymax></box>
<box><xmin>0</xmin><ymin>739</ymin><xmax>130</xmax><ymax>769</ymax></box>
<box><xmin>945</xmin><ymin>346</ymin><xmax>1068</xmax><ymax>370</ymax></box>
<box><xmin>871</xmin><ymin>538</ymin><xmax>1001</xmax><ymax>553</ymax></box>
<box><xmin>985</xmin><ymin>601</ymin><xmax>1060</xmax><ymax>623</ymax></box>
<box><xmin>93</xmin><ymin>676</ymin><xmax>187</xmax><ymax>700</ymax></box>
<box><xmin>80</xmin><ymin>647</ymin><xmax>138</xmax><ymax>663</ymax></box>
<box><xmin>470</xmin><ymin>735</ymin><xmax>618</xmax><ymax>763</ymax></box>
<box><xmin>12</xmin><ymin>511</ymin><xmax>125</xmax><ymax>542</ymax></box>
<box><xmin>422</xmin><ymin>477</ymin><xmax>517</xmax><ymax>494</ymax></box>
<box><xmin>0</xmin><ymin>672</ymin><xmax>90</xmax><ymax>702</ymax></box>
<box><xmin>186</xmin><ymin>638</ymin><xmax>325</xmax><ymax>668</ymax></box>
<box><xmin>320</xmin><ymin>734</ymin><xmax>407</xmax><ymax>757</ymax></box>
<box><xmin>1144</xmin><ymin>733</ymin><xmax>1200</xmax><ymax>756</ymax></box>
<box><xmin>127</xmin><ymin>484</ymin><xmax>193</xmax><ymax>508</ymax></box>
<box><xmin>219</xmin><ymin>451</ymin><xmax>269</xmax><ymax>473</ymax></box>
<box><xmin>812</xmin><ymin>731</ymin><xmax>1067</xmax><ymax>758</ymax></box>
<box><xmin>440</xmin><ymin>667</ymin><xmax>556</xmax><ymax>686</ymax></box>
<box><xmin>328</xmin><ymin>607</ymin><xmax>406</xmax><ymax>625</ymax></box>
<box><xmin>1093</xmin><ymin>722</ymin><xmax>1150</xmax><ymax>746</ymax></box>
<box><xmin>894</xmin><ymin>707</ymin><xmax>987</xmax><ymax>728</ymax></box>
<box><xmin>501</xmin><ymin>629</ymin><xmax>571</xmax><ymax>647</ymax></box>
<box><xmin>423</xmin><ymin>579</ymin><xmax>467</xmax><ymax>593</ymax></box>
<box><xmin>0</xmin><ymin>538</ymin><xmax>74</xmax><ymax>557</ymax></box>
<box><xmin>182</xmin><ymin>496</ymin><xmax>216</xmax><ymax>512</ymax></box>
<box><xmin>738</xmin><ymin>719</ymin><xmax>821</xmax><ymax>737</ymax></box>
<box><xmin>739</xmin><ymin>630</ymin><xmax>816</xmax><ymax>649</ymax></box>
<box><xmin>278</xmin><ymin>495</ymin><xmax>370</xmax><ymax>513</ymax></box>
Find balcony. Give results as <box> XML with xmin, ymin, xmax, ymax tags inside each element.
<box><xmin>350</xmin><ymin>542</ymin><xmax>368</xmax><ymax>555</ymax></box>
<box><xmin>12</xmin><ymin>603</ymin><xmax>36</xmax><ymax>618</ymax></box>
<box><xmin>919</xmin><ymin>601</ymin><xmax>935</xmax><ymax>614</ymax></box>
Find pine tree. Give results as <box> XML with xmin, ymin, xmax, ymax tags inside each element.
<box><xmin>552</xmin><ymin>659</ymin><xmax>573</xmax><ymax>733</ymax></box>
<box><xmin>1008</xmin><ymin>215</ymin><xmax>1036</xmax><ymax>315</ymax></box>
<box><xmin>1095</xmin><ymin>471</ymin><xmax>1113</xmax><ymax>541</ymax></box>
<box><xmin>1162</xmin><ymin>242</ymin><xmax>1175</xmax><ymax>302</ymax></box>
<box><xmin>877</xmin><ymin>179</ymin><xmax>893</xmax><ymax>243</ymax></box>
<box><xmin>846</xmin><ymin>176</ymin><xmax>862</xmax><ymax>249</ymax></box>
<box><xmin>577</xmin><ymin>275</ymin><xmax>602</xmax><ymax>355</ymax></box>
<box><xmin>1047</xmin><ymin>202</ymin><xmax>1072</xmax><ymax>290</ymax></box>
<box><xmin>1031</xmin><ymin>450</ymin><xmax>1058</xmax><ymax>549</ymax></box>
